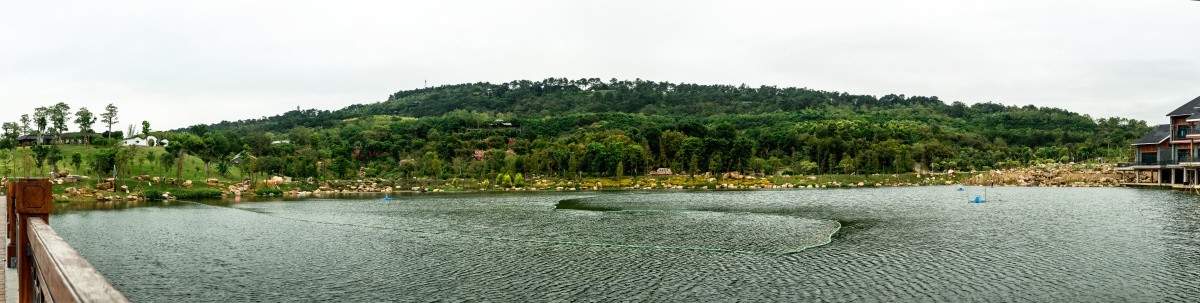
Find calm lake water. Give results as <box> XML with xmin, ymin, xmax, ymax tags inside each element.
<box><xmin>51</xmin><ymin>187</ymin><xmax>1200</xmax><ymax>302</ymax></box>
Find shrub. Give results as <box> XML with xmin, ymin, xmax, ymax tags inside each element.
<box><xmin>170</xmin><ymin>189</ymin><xmax>223</xmax><ymax>199</ymax></box>
<box><xmin>143</xmin><ymin>189</ymin><xmax>164</xmax><ymax>201</ymax></box>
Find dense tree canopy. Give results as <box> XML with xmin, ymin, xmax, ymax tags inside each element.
<box><xmin>5</xmin><ymin>79</ymin><xmax>1151</xmax><ymax>181</ymax></box>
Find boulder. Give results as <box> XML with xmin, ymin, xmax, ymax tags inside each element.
<box><xmin>120</xmin><ymin>185</ymin><xmax>129</xmax><ymax>193</ymax></box>
<box><xmin>182</xmin><ymin>180</ymin><xmax>193</xmax><ymax>189</ymax></box>
<box><xmin>166</xmin><ymin>178</ymin><xmax>176</xmax><ymax>185</ymax></box>
<box><xmin>152</xmin><ymin>177</ymin><xmax>161</xmax><ymax>183</ymax></box>
<box><xmin>96</xmin><ymin>182</ymin><xmax>113</xmax><ymax>191</ymax></box>
<box><xmin>205</xmin><ymin>178</ymin><xmax>220</xmax><ymax>186</ymax></box>
<box><xmin>64</xmin><ymin>187</ymin><xmax>79</xmax><ymax>196</ymax></box>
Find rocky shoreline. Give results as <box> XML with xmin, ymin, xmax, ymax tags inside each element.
<box><xmin>5</xmin><ymin>162</ymin><xmax>1142</xmax><ymax>203</ymax></box>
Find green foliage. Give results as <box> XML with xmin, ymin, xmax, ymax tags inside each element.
<box><xmin>101</xmin><ymin>103</ymin><xmax>119</xmax><ymax>136</ymax></box>
<box><xmin>31</xmin><ymin>145</ymin><xmax>61</xmax><ymax>170</ymax></box>
<box><xmin>170</xmin><ymin>188</ymin><xmax>223</xmax><ymax>199</ymax></box>
<box><xmin>501</xmin><ymin>174</ymin><xmax>513</xmax><ymax>188</ymax></box>
<box><xmin>74</xmin><ymin>107</ymin><xmax>96</xmax><ymax>144</ymax></box>
<box><xmin>70</xmin><ymin>152</ymin><xmax>82</xmax><ymax>170</ymax></box>
<box><xmin>91</xmin><ymin>137</ymin><xmax>117</xmax><ymax>147</ymax></box>
<box><xmin>49</xmin><ymin>102</ymin><xmax>70</xmax><ymax>139</ymax></box>
<box><xmin>142</xmin><ymin>189</ymin><xmax>163</xmax><ymax>201</ymax></box>
<box><xmin>7</xmin><ymin>79</ymin><xmax>1146</xmax><ymax>181</ymax></box>
<box><xmin>89</xmin><ymin>148</ymin><xmax>118</xmax><ymax>176</ymax></box>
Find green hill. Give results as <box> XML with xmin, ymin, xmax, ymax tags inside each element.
<box><xmin>188</xmin><ymin>78</ymin><xmax>1147</xmax><ymax>180</ymax></box>
<box><xmin>7</xmin><ymin>79</ymin><xmax>1151</xmax><ymax>187</ymax></box>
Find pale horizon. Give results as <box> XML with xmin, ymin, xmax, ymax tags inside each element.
<box><xmin>2</xmin><ymin>1</ymin><xmax>1198</xmax><ymax>131</ymax></box>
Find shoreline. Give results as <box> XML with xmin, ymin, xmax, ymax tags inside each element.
<box><xmin>27</xmin><ymin>162</ymin><xmax>1143</xmax><ymax>203</ymax></box>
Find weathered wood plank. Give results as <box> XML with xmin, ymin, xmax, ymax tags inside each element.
<box><xmin>6</xmin><ymin>182</ymin><xmax>15</xmax><ymax>268</ymax></box>
<box><xmin>28</xmin><ymin>217</ymin><xmax>130</xmax><ymax>303</ymax></box>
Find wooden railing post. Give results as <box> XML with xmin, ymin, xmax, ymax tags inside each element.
<box><xmin>7</xmin><ymin>180</ymin><xmax>16</xmax><ymax>268</ymax></box>
<box><xmin>15</xmin><ymin>178</ymin><xmax>52</xmax><ymax>303</ymax></box>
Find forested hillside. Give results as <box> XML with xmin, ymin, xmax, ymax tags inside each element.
<box><xmin>182</xmin><ymin>78</ymin><xmax>1148</xmax><ymax>180</ymax></box>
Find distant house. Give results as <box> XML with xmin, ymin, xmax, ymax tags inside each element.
<box><xmin>121</xmin><ymin>135</ymin><xmax>158</xmax><ymax>147</ymax></box>
<box><xmin>16</xmin><ymin>132</ymin><xmax>96</xmax><ymax>145</ymax></box>
<box><xmin>466</xmin><ymin>119</ymin><xmax>520</xmax><ymax>131</ymax></box>
<box><xmin>230</xmin><ymin>152</ymin><xmax>246</xmax><ymax>165</ymax></box>
<box><xmin>271</xmin><ymin>140</ymin><xmax>291</xmax><ymax>145</ymax></box>
<box><xmin>57</xmin><ymin>132</ymin><xmax>98</xmax><ymax>144</ymax></box>
<box><xmin>650</xmin><ymin>168</ymin><xmax>673</xmax><ymax>176</ymax></box>
<box><xmin>17</xmin><ymin>135</ymin><xmax>51</xmax><ymax>146</ymax></box>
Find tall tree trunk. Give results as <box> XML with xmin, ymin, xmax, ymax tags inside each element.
<box><xmin>176</xmin><ymin>150</ymin><xmax>185</xmax><ymax>181</ymax></box>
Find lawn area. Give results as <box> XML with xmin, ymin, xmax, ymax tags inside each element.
<box><xmin>0</xmin><ymin>145</ymin><xmax>259</xmax><ymax>192</ymax></box>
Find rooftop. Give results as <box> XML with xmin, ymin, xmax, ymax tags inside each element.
<box><xmin>1167</xmin><ymin>95</ymin><xmax>1200</xmax><ymax>117</ymax></box>
<box><xmin>1132</xmin><ymin>124</ymin><xmax>1170</xmax><ymax>146</ymax></box>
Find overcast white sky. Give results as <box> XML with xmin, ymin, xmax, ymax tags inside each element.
<box><xmin>2</xmin><ymin>1</ymin><xmax>1198</xmax><ymax>131</ymax></box>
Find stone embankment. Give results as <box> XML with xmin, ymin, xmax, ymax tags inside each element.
<box><xmin>13</xmin><ymin>162</ymin><xmax>1137</xmax><ymax>203</ymax></box>
<box><xmin>960</xmin><ymin>163</ymin><xmax>1127</xmax><ymax>187</ymax></box>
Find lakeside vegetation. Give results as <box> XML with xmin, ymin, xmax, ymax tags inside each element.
<box><xmin>0</xmin><ymin>79</ymin><xmax>1149</xmax><ymax>200</ymax></box>
<box><xmin>197</xmin><ymin>78</ymin><xmax>1149</xmax><ymax>179</ymax></box>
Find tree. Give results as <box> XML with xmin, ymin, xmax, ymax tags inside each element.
<box><xmin>32</xmin><ymin>107</ymin><xmax>48</xmax><ymax>145</ymax></box>
<box><xmin>145</xmin><ymin>151</ymin><xmax>158</xmax><ymax>173</ymax></box>
<box><xmin>49</xmin><ymin>102</ymin><xmax>71</xmax><ymax>142</ymax></box>
<box><xmin>422</xmin><ymin>151</ymin><xmax>442</xmax><ymax>177</ymax></box>
<box><xmin>187</xmin><ymin>124</ymin><xmax>208</xmax><ymax>136</ymax></box>
<box><xmin>31</xmin><ymin>145</ymin><xmax>61</xmax><ymax>177</ymax></box>
<box><xmin>199</xmin><ymin>131</ymin><xmax>231</xmax><ymax>177</ymax></box>
<box><xmin>141</xmin><ymin>120</ymin><xmax>151</xmax><ymax>137</ymax></box>
<box><xmin>19</xmin><ymin>114</ymin><xmax>30</xmax><ymax>135</ymax></box>
<box><xmin>1</xmin><ymin>122</ymin><xmax>17</xmax><ymax>144</ymax></box>
<box><xmin>159</xmin><ymin>151</ymin><xmax>176</xmax><ymax>176</ymax></box>
<box><xmin>90</xmin><ymin>148</ymin><xmax>119</xmax><ymax>177</ymax></box>
<box><xmin>101</xmin><ymin>103</ymin><xmax>119</xmax><ymax>137</ymax></box>
<box><xmin>70</xmin><ymin>152</ymin><xmax>83</xmax><ymax>171</ymax></box>
<box><xmin>1</xmin><ymin>122</ymin><xmax>18</xmax><ymax>173</ymax></box>
<box><xmin>165</xmin><ymin>134</ymin><xmax>203</xmax><ymax>180</ymax></box>
<box><xmin>74</xmin><ymin>107</ymin><xmax>96</xmax><ymax>145</ymax></box>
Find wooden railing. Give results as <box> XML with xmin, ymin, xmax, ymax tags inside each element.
<box><xmin>7</xmin><ymin>179</ymin><xmax>129</xmax><ymax>303</ymax></box>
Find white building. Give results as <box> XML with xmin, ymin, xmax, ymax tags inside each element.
<box><xmin>122</xmin><ymin>135</ymin><xmax>159</xmax><ymax>147</ymax></box>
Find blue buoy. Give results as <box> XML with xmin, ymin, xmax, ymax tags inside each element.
<box><xmin>957</xmin><ymin>186</ymin><xmax>964</xmax><ymax>191</ymax></box>
<box><xmin>969</xmin><ymin>196</ymin><xmax>984</xmax><ymax>203</ymax></box>
<box><xmin>381</xmin><ymin>194</ymin><xmax>393</xmax><ymax>201</ymax></box>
